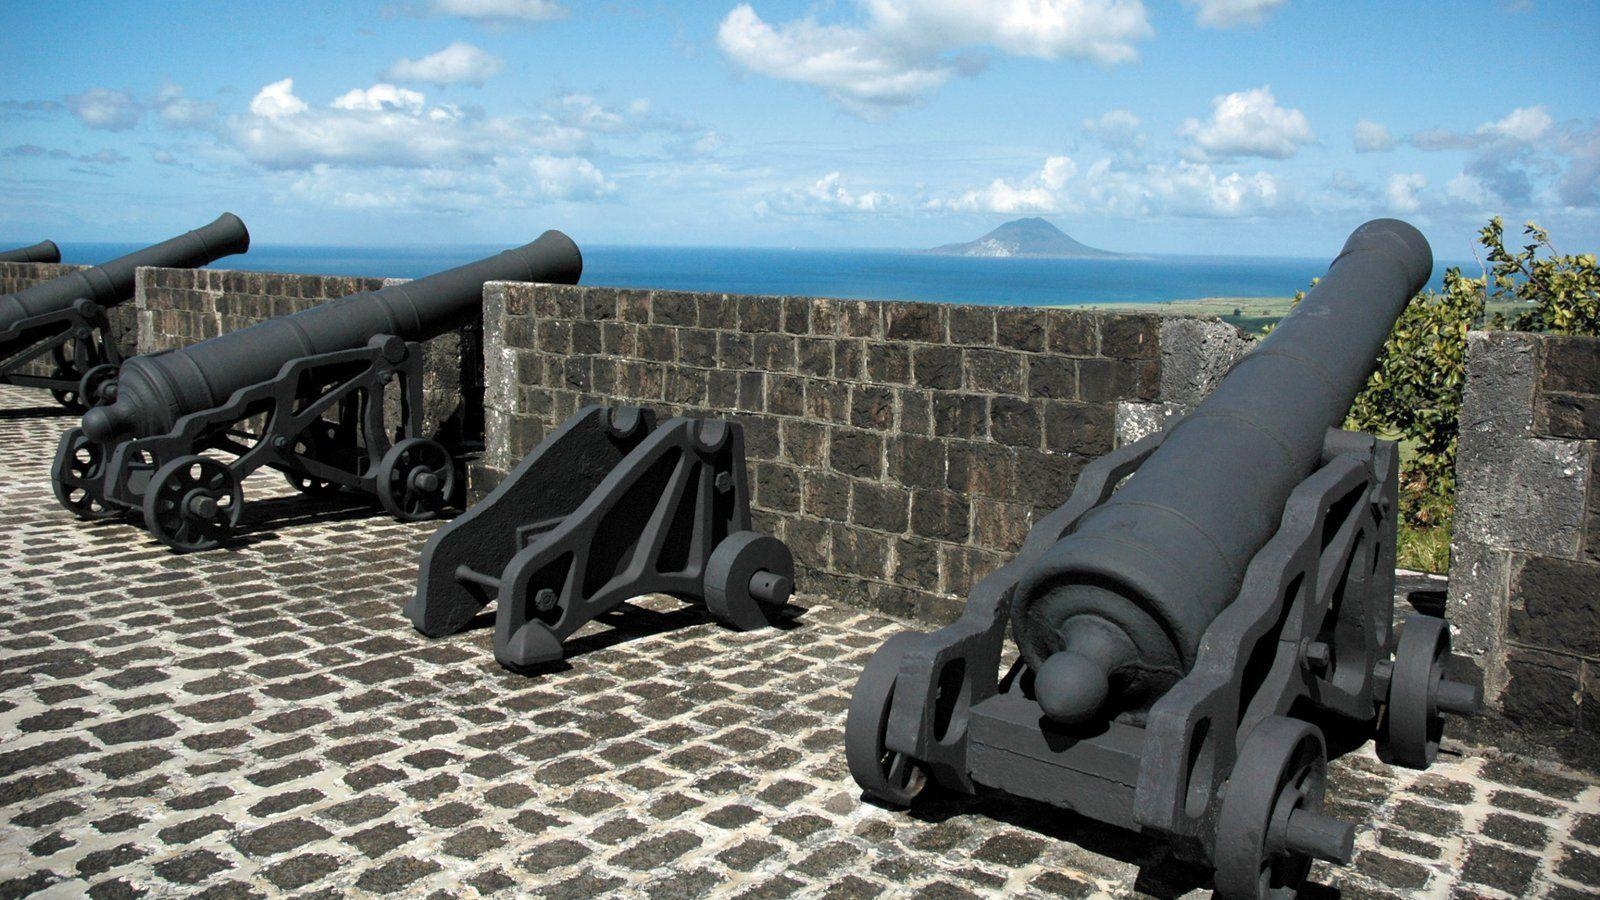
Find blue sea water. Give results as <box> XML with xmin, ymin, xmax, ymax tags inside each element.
<box><xmin>43</xmin><ymin>242</ymin><xmax>1458</xmax><ymax>307</ymax></box>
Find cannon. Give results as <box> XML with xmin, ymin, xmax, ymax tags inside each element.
<box><xmin>0</xmin><ymin>240</ymin><xmax>61</xmax><ymax>264</ymax></box>
<box><xmin>845</xmin><ymin>219</ymin><xmax>1481</xmax><ymax>899</ymax></box>
<box><xmin>0</xmin><ymin>215</ymin><xmax>248</xmax><ymax>411</ymax></box>
<box><xmin>408</xmin><ymin>405</ymin><xmax>795</xmax><ymax>671</ymax></box>
<box><xmin>52</xmin><ymin>230</ymin><xmax>582</xmax><ymax>552</ymax></box>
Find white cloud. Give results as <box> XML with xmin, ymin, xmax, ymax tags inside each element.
<box><xmin>1478</xmin><ymin>105</ymin><xmax>1552</xmax><ymax>143</ymax></box>
<box><xmin>1181</xmin><ymin>86</ymin><xmax>1313</xmax><ymax>160</ymax></box>
<box><xmin>1445</xmin><ymin>172</ymin><xmax>1493</xmax><ymax>208</ymax></box>
<box><xmin>384</xmin><ymin>42</ymin><xmax>504</xmax><ymax>86</ymax></box>
<box><xmin>717</xmin><ymin>1</ymin><xmax>1152</xmax><ymax>115</ymax></box>
<box><xmin>153</xmin><ymin>84</ymin><xmax>217</xmax><ymax>129</ymax></box>
<box><xmin>768</xmin><ymin>172</ymin><xmax>892</xmax><ymax>214</ymax></box>
<box><xmin>1384</xmin><ymin>172</ymin><xmax>1426</xmax><ymax>213</ymax></box>
<box><xmin>432</xmin><ymin>0</ymin><xmax>564</xmax><ymax>23</ymax></box>
<box><xmin>331</xmin><ymin>84</ymin><xmax>428</xmax><ymax>113</ymax></box>
<box><xmin>930</xmin><ymin>154</ymin><xmax>1286</xmax><ymax>219</ymax></box>
<box><xmin>1182</xmin><ymin>0</ymin><xmax>1286</xmax><ymax>28</ymax></box>
<box><xmin>65</xmin><ymin>87</ymin><xmax>142</xmax><ymax>131</ymax></box>
<box><xmin>1083</xmin><ymin>109</ymin><xmax>1144</xmax><ymax>153</ymax></box>
<box><xmin>1353</xmin><ymin>120</ymin><xmax>1394</xmax><ymax>153</ymax></box>
<box><xmin>234</xmin><ymin>79</ymin><xmax>557</xmax><ymax>170</ymax></box>
<box><xmin>807</xmin><ymin>172</ymin><xmax>890</xmax><ymax>211</ymax></box>
<box><xmin>250</xmin><ymin>79</ymin><xmax>309</xmax><ymax>119</ymax></box>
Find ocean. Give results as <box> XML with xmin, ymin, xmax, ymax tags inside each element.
<box><xmin>46</xmin><ymin>242</ymin><xmax>1459</xmax><ymax>307</ymax></box>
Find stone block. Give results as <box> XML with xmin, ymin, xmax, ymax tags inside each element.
<box><xmin>1502</xmin><ymin>647</ymin><xmax>1582</xmax><ymax>729</ymax></box>
<box><xmin>1509</xmin><ymin>556</ymin><xmax>1600</xmax><ymax>657</ymax></box>
<box><xmin>1454</xmin><ymin>435</ymin><xmax>1588</xmax><ymax>557</ymax></box>
<box><xmin>1539</xmin><ymin>393</ymin><xmax>1600</xmax><ymax>440</ymax></box>
<box><xmin>1158</xmin><ymin>318</ymin><xmax>1250</xmax><ymax>407</ymax></box>
<box><xmin>1541</xmin><ymin>335</ymin><xmax>1600</xmax><ymax>395</ymax></box>
<box><xmin>1445</xmin><ymin>541</ymin><xmax>1511</xmax><ymax>698</ymax></box>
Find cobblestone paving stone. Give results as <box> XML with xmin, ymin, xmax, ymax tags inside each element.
<box><xmin>0</xmin><ymin>384</ymin><xmax>1596</xmax><ymax>899</ymax></box>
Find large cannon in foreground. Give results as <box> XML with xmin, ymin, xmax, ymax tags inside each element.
<box><xmin>845</xmin><ymin>220</ymin><xmax>1480</xmax><ymax>899</ymax></box>
<box><xmin>0</xmin><ymin>240</ymin><xmax>61</xmax><ymax>263</ymax></box>
<box><xmin>0</xmin><ymin>215</ymin><xmax>248</xmax><ymax>410</ymax></box>
<box><xmin>53</xmin><ymin>230</ymin><xmax>582</xmax><ymax>552</ymax></box>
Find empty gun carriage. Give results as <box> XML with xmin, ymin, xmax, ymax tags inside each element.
<box><xmin>408</xmin><ymin>405</ymin><xmax>796</xmax><ymax>671</ymax></box>
<box><xmin>52</xmin><ymin>230</ymin><xmax>582</xmax><ymax>552</ymax></box>
<box><xmin>844</xmin><ymin>219</ymin><xmax>1481</xmax><ymax>899</ymax></box>
<box><xmin>0</xmin><ymin>240</ymin><xmax>62</xmax><ymax>264</ymax></box>
<box><xmin>0</xmin><ymin>215</ymin><xmax>248</xmax><ymax>411</ymax></box>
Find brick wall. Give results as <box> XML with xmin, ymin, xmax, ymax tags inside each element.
<box><xmin>476</xmin><ymin>283</ymin><xmax>1245</xmax><ymax>626</ymax></box>
<box><xmin>0</xmin><ymin>260</ymin><xmax>139</xmax><ymax>370</ymax></box>
<box><xmin>134</xmin><ymin>267</ymin><xmax>484</xmax><ymax>449</ymax></box>
<box><xmin>1448</xmin><ymin>331</ymin><xmax>1599</xmax><ymax>745</ymax></box>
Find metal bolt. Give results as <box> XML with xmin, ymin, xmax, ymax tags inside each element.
<box><xmin>714</xmin><ymin>472</ymin><xmax>734</xmax><ymax>493</ymax></box>
<box><xmin>1301</xmin><ymin>640</ymin><xmax>1331</xmax><ymax>671</ymax></box>
<box><xmin>273</xmin><ymin>435</ymin><xmax>290</xmax><ymax>450</ymax></box>
<box><xmin>534</xmin><ymin>588</ymin><xmax>558</xmax><ymax>612</ymax></box>
<box><xmin>377</xmin><ymin>369</ymin><xmax>394</xmax><ymax>384</ymax></box>
<box><xmin>413</xmin><ymin>471</ymin><xmax>440</xmax><ymax>493</ymax></box>
<box><xmin>187</xmin><ymin>495</ymin><xmax>219</xmax><ymax>520</ymax></box>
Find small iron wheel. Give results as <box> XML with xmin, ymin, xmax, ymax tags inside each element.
<box><xmin>142</xmin><ymin>455</ymin><xmax>243</xmax><ymax>552</ymax></box>
<box><xmin>1214</xmin><ymin>717</ymin><xmax>1353</xmax><ymax>900</ymax></box>
<box><xmin>375</xmin><ymin>438</ymin><xmax>455</xmax><ymax>522</ymax></box>
<box><xmin>704</xmin><ymin>530</ymin><xmax>795</xmax><ymax>630</ymax></box>
<box><xmin>1380</xmin><ymin>614</ymin><xmax>1452</xmax><ymax>769</ymax></box>
<box><xmin>845</xmin><ymin>632</ymin><xmax>930</xmax><ymax>807</ymax></box>
<box><xmin>51</xmin><ymin>427</ymin><xmax>118</xmax><ymax>520</ymax></box>
<box><xmin>77</xmin><ymin>364</ymin><xmax>120</xmax><ymax>408</ymax></box>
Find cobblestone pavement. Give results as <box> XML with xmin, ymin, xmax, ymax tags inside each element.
<box><xmin>1</xmin><ymin>384</ymin><xmax>1596</xmax><ymax>900</ymax></box>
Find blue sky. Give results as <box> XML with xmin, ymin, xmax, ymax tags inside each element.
<box><xmin>1</xmin><ymin>0</ymin><xmax>1596</xmax><ymax>259</ymax></box>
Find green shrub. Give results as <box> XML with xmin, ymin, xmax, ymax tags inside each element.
<box><xmin>1349</xmin><ymin>217</ymin><xmax>1597</xmax><ymax>533</ymax></box>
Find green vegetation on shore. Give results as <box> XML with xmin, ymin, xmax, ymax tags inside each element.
<box><xmin>1064</xmin><ymin>294</ymin><xmax>1532</xmax><ymax>335</ymax></box>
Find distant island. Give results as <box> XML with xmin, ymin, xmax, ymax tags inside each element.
<box><xmin>928</xmin><ymin>217</ymin><xmax>1128</xmax><ymax>259</ymax></box>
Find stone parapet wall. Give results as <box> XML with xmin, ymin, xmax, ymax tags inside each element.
<box><xmin>1448</xmin><ymin>331</ymin><xmax>1599</xmax><ymax>745</ymax></box>
<box><xmin>133</xmin><ymin>267</ymin><xmax>484</xmax><ymax>450</ymax></box>
<box><xmin>477</xmin><ymin>282</ymin><xmax>1240</xmax><ymax>626</ymax></box>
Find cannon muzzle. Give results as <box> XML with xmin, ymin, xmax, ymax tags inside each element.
<box><xmin>0</xmin><ymin>214</ymin><xmax>248</xmax><ymax>334</ymax></box>
<box><xmin>0</xmin><ymin>240</ymin><xmax>61</xmax><ymax>264</ymax></box>
<box><xmin>83</xmin><ymin>229</ymin><xmax>580</xmax><ymax>445</ymax></box>
<box><xmin>1011</xmin><ymin>218</ymin><xmax>1433</xmax><ymax>724</ymax></box>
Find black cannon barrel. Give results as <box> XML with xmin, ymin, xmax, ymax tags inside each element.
<box><xmin>84</xmin><ymin>230</ymin><xmax>582</xmax><ymax>444</ymax></box>
<box><xmin>0</xmin><ymin>215</ymin><xmax>248</xmax><ymax>334</ymax></box>
<box><xmin>1011</xmin><ymin>219</ymin><xmax>1433</xmax><ymax>724</ymax></box>
<box><xmin>0</xmin><ymin>240</ymin><xmax>61</xmax><ymax>264</ymax></box>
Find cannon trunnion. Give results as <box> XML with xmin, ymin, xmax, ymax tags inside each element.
<box><xmin>0</xmin><ymin>214</ymin><xmax>248</xmax><ymax>411</ymax></box>
<box><xmin>409</xmin><ymin>405</ymin><xmax>796</xmax><ymax>671</ymax></box>
<box><xmin>51</xmin><ymin>230</ymin><xmax>581</xmax><ymax>552</ymax></box>
<box><xmin>844</xmin><ymin>220</ymin><xmax>1481</xmax><ymax>899</ymax></box>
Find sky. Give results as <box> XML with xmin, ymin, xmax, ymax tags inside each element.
<box><xmin>1</xmin><ymin>0</ymin><xmax>1597</xmax><ymax>260</ymax></box>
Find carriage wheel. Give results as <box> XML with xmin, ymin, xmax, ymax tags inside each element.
<box><xmin>51</xmin><ymin>428</ymin><xmax>119</xmax><ymax>520</ymax></box>
<box><xmin>845</xmin><ymin>633</ymin><xmax>929</xmax><ymax>807</ymax></box>
<box><xmin>1214</xmin><ymin>717</ymin><xmax>1354</xmax><ymax>900</ymax></box>
<box><xmin>704</xmin><ymin>530</ymin><xmax>794</xmax><ymax>630</ymax></box>
<box><xmin>142</xmin><ymin>455</ymin><xmax>242</xmax><ymax>552</ymax></box>
<box><xmin>374</xmin><ymin>438</ymin><xmax>455</xmax><ymax>522</ymax></box>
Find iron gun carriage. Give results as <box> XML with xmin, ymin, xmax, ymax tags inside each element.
<box><xmin>1</xmin><ymin>215</ymin><xmax>248</xmax><ymax>410</ymax></box>
<box><xmin>845</xmin><ymin>219</ymin><xmax>1480</xmax><ymax>899</ymax></box>
<box><xmin>52</xmin><ymin>230</ymin><xmax>582</xmax><ymax>552</ymax></box>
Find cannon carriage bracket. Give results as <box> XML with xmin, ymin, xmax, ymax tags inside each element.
<box><xmin>0</xmin><ymin>296</ymin><xmax>123</xmax><ymax>411</ymax></box>
<box><xmin>52</xmin><ymin>333</ymin><xmax>461</xmax><ymax>551</ymax></box>
<box><xmin>407</xmin><ymin>404</ymin><xmax>796</xmax><ymax>672</ymax></box>
<box><xmin>846</xmin><ymin>424</ymin><xmax>1481</xmax><ymax>899</ymax></box>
